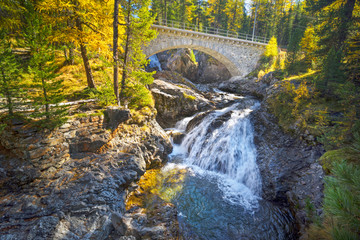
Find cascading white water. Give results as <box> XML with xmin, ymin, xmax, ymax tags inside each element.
<box><xmin>173</xmin><ymin>101</ymin><xmax>262</xmax><ymax>207</ymax></box>
<box><xmin>148</xmin><ymin>55</ymin><xmax>162</xmax><ymax>71</ymax></box>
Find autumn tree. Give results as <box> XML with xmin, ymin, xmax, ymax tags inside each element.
<box><xmin>224</xmin><ymin>0</ymin><xmax>244</xmax><ymax>32</ymax></box>
<box><xmin>118</xmin><ymin>0</ymin><xmax>157</xmax><ymax>108</ymax></box>
<box><xmin>300</xmin><ymin>26</ymin><xmax>318</xmax><ymax>66</ymax></box>
<box><xmin>37</xmin><ymin>0</ymin><xmax>113</xmax><ymax>89</ymax></box>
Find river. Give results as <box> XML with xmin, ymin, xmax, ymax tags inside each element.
<box><xmin>128</xmin><ymin>94</ymin><xmax>297</xmax><ymax>239</ymax></box>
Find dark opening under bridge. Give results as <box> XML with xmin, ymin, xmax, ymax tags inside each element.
<box><xmin>144</xmin><ymin>20</ymin><xmax>269</xmax><ymax>77</ymax></box>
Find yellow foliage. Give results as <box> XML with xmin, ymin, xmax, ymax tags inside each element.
<box><xmin>258</xmin><ymin>70</ymin><xmax>265</xmax><ymax>79</ymax></box>
<box><xmin>36</xmin><ymin>0</ymin><xmax>117</xmax><ymax>59</ymax></box>
<box><xmin>300</xmin><ymin>26</ymin><xmax>318</xmax><ymax>65</ymax></box>
<box><xmin>264</xmin><ymin>37</ymin><xmax>278</xmax><ymax>58</ymax></box>
<box><xmin>126</xmin><ymin>167</ymin><xmax>187</xmax><ymax>210</ymax></box>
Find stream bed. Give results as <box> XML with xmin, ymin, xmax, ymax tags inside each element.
<box><xmin>127</xmin><ymin>96</ymin><xmax>298</xmax><ymax>239</ymax></box>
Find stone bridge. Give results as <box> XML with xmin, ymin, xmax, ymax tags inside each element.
<box><xmin>144</xmin><ymin>24</ymin><xmax>268</xmax><ymax>77</ymax></box>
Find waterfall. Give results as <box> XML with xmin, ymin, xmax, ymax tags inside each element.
<box><xmin>149</xmin><ymin>55</ymin><xmax>162</xmax><ymax>71</ymax></box>
<box><xmin>173</xmin><ymin>101</ymin><xmax>262</xmax><ymax>207</ymax></box>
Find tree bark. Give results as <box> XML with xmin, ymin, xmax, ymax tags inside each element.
<box><xmin>113</xmin><ymin>0</ymin><xmax>120</xmax><ymax>106</ymax></box>
<box><xmin>337</xmin><ymin>0</ymin><xmax>356</xmax><ymax>49</ymax></box>
<box><xmin>1</xmin><ymin>69</ymin><xmax>13</xmax><ymax>115</ymax></box>
<box><xmin>68</xmin><ymin>45</ymin><xmax>75</xmax><ymax>65</ymax></box>
<box><xmin>76</xmin><ymin>18</ymin><xmax>96</xmax><ymax>89</ymax></box>
<box><xmin>41</xmin><ymin>78</ymin><xmax>50</xmax><ymax>120</ymax></box>
<box><xmin>120</xmin><ymin>0</ymin><xmax>131</xmax><ymax>104</ymax></box>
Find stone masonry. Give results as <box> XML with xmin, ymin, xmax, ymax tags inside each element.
<box><xmin>144</xmin><ymin>25</ymin><xmax>266</xmax><ymax>77</ymax></box>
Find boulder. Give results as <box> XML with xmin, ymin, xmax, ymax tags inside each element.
<box><xmin>106</xmin><ymin>106</ymin><xmax>131</xmax><ymax>129</ymax></box>
<box><xmin>150</xmin><ymin>79</ymin><xmax>214</xmax><ymax>128</ymax></box>
<box><xmin>197</xmin><ymin>53</ymin><xmax>231</xmax><ymax>83</ymax></box>
<box><xmin>166</xmin><ymin>49</ymin><xmax>198</xmax><ymax>81</ymax></box>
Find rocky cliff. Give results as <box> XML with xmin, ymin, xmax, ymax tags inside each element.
<box><xmin>0</xmin><ymin>107</ymin><xmax>175</xmax><ymax>239</ymax></box>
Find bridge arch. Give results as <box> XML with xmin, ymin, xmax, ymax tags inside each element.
<box><xmin>144</xmin><ymin>26</ymin><xmax>267</xmax><ymax>78</ymax></box>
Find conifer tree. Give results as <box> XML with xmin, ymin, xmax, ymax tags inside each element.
<box><xmin>300</xmin><ymin>26</ymin><xmax>318</xmax><ymax>66</ymax></box>
<box><xmin>37</xmin><ymin>0</ymin><xmax>114</xmax><ymax>89</ymax></box>
<box><xmin>0</xmin><ymin>34</ymin><xmax>23</xmax><ymax>116</ymax></box>
<box><xmin>28</xmin><ymin>45</ymin><xmax>67</xmax><ymax>123</ymax></box>
<box><xmin>23</xmin><ymin>8</ymin><xmax>68</xmax><ymax>124</ymax></box>
<box><xmin>224</xmin><ymin>0</ymin><xmax>244</xmax><ymax>32</ymax></box>
<box><xmin>118</xmin><ymin>0</ymin><xmax>157</xmax><ymax>107</ymax></box>
<box><xmin>264</xmin><ymin>36</ymin><xmax>278</xmax><ymax>58</ymax></box>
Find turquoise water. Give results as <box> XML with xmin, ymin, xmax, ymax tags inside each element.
<box><xmin>162</xmin><ymin>99</ymin><xmax>297</xmax><ymax>239</ymax></box>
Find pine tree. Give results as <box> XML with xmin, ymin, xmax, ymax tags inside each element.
<box><xmin>323</xmin><ymin>161</ymin><xmax>360</xmax><ymax>239</ymax></box>
<box><xmin>224</xmin><ymin>0</ymin><xmax>244</xmax><ymax>33</ymax></box>
<box><xmin>321</xmin><ymin>47</ymin><xmax>345</xmax><ymax>95</ymax></box>
<box><xmin>28</xmin><ymin>45</ymin><xmax>67</xmax><ymax>123</ymax></box>
<box><xmin>0</xmin><ymin>34</ymin><xmax>23</xmax><ymax>116</ymax></box>
<box><xmin>118</xmin><ymin>0</ymin><xmax>157</xmax><ymax>108</ymax></box>
<box><xmin>23</xmin><ymin>9</ymin><xmax>68</xmax><ymax>125</ymax></box>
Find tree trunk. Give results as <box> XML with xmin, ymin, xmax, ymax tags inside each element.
<box><xmin>68</xmin><ymin>45</ymin><xmax>75</xmax><ymax>65</ymax></box>
<box><xmin>337</xmin><ymin>0</ymin><xmax>356</xmax><ymax>49</ymax></box>
<box><xmin>1</xmin><ymin>69</ymin><xmax>13</xmax><ymax>116</ymax></box>
<box><xmin>41</xmin><ymin>78</ymin><xmax>50</xmax><ymax>120</ymax></box>
<box><xmin>120</xmin><ymin>0</ymin><xmax>131</xmax><ymax>104</ymax></box>
<box><xmin>113</xmin><ymin>0</ymin><xmax>120</xmax><ymax>106</ymax></box>
<box><xmin>63</xmin><ymin>48</ymin><xmax>69</xmax><ymax>62</ymax></box>
<box><xmin>76</xmin><ymin>18</ymin><xmax>96</xmax><ymax>89</ymax></box>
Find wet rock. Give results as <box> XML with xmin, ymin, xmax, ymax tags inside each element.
<box><xmin>250</xmin><ymin>106</ymin><xmax>324</xmax><ymax>235</ymax></box>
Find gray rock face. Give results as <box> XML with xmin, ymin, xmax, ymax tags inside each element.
<box><xmin>152</xmin><ymin>49</ymin><xmax>231</xmax><ymax>83</ymax></box>
<box><xmin>106</xmin><ymin>107</ymin><xmax>131</xmax><ymax>130</ymax></box>
<box><xmin>0</xmin><ymin>115</ymin><xmax>172</xmax><ymax>240</ymax></box>
<box><xmin>218</xmin><ymin>76</ymin><xmax>268</xmax><ymax>98</ymax></box>
<box><xmin>250</xmin><ymin>107</ymin><xmax>324</xmax><ymax>236</ymax></box>
<box><xmin>150</xmin><ymin>79</ymin><xmax>214</xmax><ymax>128</ymax></box>
<box><xmin>165</xmin><ymin>49</ymin><xmax>198</xmax><ymax>81</ymax></box>
<box><xmin>197</xmin><ymin>53</ymin><xmax>231</xmax><ymax>83</ymax></box>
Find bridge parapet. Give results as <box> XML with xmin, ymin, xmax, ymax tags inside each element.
<box><xmin>153</xmin><ymin>19</ymin><xmax>268</xmax><ymax>44</ymax></box>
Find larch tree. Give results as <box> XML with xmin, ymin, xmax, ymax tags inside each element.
<box><xmin>224</xmin><ymin>0</ymin><xmax>244</xmax><ymax>33</ymax></box>
<box><xmin>118</xmin><ymin>0</ymin><xmax>157</xmax><ymax>108</ymax></box>
<box><xmin>300</xmin><ymin>26</ymin><xmax>318</xmax><ymax>66</ymax></box>
<box><xmin>37</xmin><ymin>0</ymin><xmax>114</xmax><ymax>89</ymax></box>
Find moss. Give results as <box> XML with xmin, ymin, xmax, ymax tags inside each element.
<box><xmin>126</xmin><ymin>168</ymin><xmax>187</xmax><ymax>211</ymax></box>
<box><xmin>183</xmin><ymin>92</ymin><xmax>196</xmax><ymax>101</ymax></box>
<box><xmin>89</xmin><ymin>110</ymin><xmax>104</xmax><ymax>117</ymax></box>
<box><xmin>73</xmin><ymin>113</ymin><xmax>88</xmax><ymax>118</ymax></box>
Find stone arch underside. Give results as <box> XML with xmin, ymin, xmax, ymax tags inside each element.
<box><xmin>144</xmin><ymin>32</ymin><xmax>265</xmax><ymax>78</ymax></box>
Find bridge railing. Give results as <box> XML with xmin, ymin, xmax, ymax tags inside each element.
<box><xmin>153</xmin><ymin>19</ymin><xmax>268</xmax><ymax>44</ymax></box>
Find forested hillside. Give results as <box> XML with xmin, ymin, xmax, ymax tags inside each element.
<box><xmin>1</xmin><ymin>0</ymin><xmax>359</xmax><ymax>239</ymax></box>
